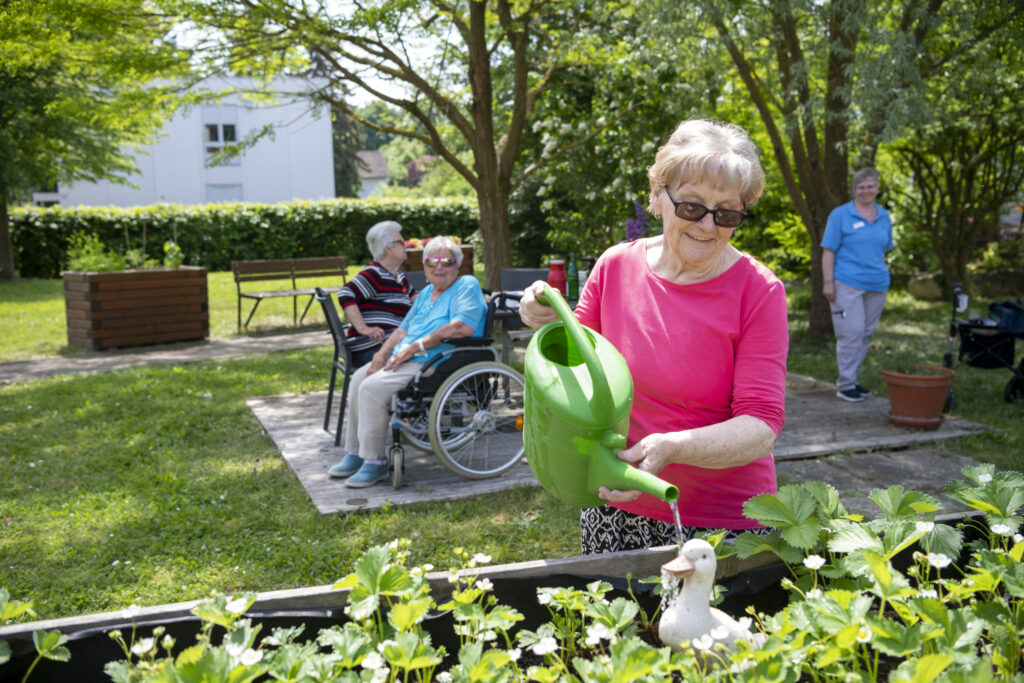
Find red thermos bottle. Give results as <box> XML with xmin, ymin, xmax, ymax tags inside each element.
<box><xmin>547</xmin><ymin>259</ymin><xmax>567</xmax><ymax>295</ymax></box>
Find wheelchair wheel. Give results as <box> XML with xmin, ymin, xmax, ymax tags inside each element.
<box><xmin>428</xmin><ymin>362</ymin><xmax>526</xmax><ymax>479</ymax></box>
<box><xmin>1005</xmin><ymin>375</ymin><xmax>1024</xmax><ymax>403</ymax></box>
<box><xmin>397</xmin><ymin>412</ymin><xmax>432</xmax><ymax>452</ymax></box>
<box><xmin>389</xmin><ymin>444</ymin><xmax>404</xmax><ymax>490</ymax></box>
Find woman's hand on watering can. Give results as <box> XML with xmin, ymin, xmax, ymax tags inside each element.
<box><xmin>518</xmin><ymin>281</ymin><xmax>559</xmax><ymax>329</ymax></box>
<box><xmin>598</xmin><ymin>434</ymin><xmax>675</xmax><ymax>503</ymax></box>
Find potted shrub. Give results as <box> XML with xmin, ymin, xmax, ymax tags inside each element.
<box><xmin>62</xmin><ymin>234</ymin><xmax>208</xmax><ymax>350</ymax></box>
<box><xmin>882</xmin><ymin>363</ymin><xmax>956</xmax><ymax>429</ymax></box>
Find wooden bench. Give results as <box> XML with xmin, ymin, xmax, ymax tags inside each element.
<box><xmin>232</xmin><ymin>257</ymin><xmax>348</xmax><ymax>329</ymax></box>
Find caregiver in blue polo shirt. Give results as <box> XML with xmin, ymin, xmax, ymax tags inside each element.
<box><xmin>821</xmin><ymin>167</ymin><xmax>894</xmax><ymax>403</ymax></box>
<box><xmin>329</xmin><ymin>235</ymin><xmax>486</xmax><ymax>487</ymax></box>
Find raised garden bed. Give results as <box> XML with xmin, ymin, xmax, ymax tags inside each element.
<box><xmin>63</xmin><ymin>267</ymin><xmax>209</xmax><ymax>350</ymax></box>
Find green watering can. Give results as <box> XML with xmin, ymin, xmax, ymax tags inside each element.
<box><xmin>523</xmin><ymin>286</ymin><xmax>679</xmax><ymax>507</ymax></box>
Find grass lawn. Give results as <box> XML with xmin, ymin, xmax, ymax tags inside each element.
<box><xmin>1</xmin><ymin>276</ymin><xmax>1022</xmax><ymax>623</ymax></box>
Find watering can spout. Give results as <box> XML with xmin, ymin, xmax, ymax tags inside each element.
<box><xmin>576</xmin><ymin>432</ymin><xmax>679</xmax><ymax>504</ymax></box>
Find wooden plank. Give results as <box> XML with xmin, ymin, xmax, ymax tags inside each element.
<box><xmin>85</xmin><ymin>285</ymin><xmax>208</xmax><ymax>304</ymax></box>
<box><xmin>90</xmin><ymin>312</ymin><xmax>210</xmax><ymax>331</ymax></box>
<box><xmin>76</xmin><ymin>267</ymin><xmax>205</xmax><ymax>284</ymax></box>
<box><xmin>90</xmin><ymin>294</ymin><xmax>208</xmax><ymax>313</ymax></box>
<box><xmin>87</xmin><ymin>303</ymin><xmax>207</xmax><ymax>321</ymax></box>
<box><xmin>94</xmin><ymin>328</ymin><xmax>209</xmax><ymax>349</ymax></box>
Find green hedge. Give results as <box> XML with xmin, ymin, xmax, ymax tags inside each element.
<box><xmin>10</xmin><ymin>198</ymin><xmax>480</xmax><ymax>278</ymax></box>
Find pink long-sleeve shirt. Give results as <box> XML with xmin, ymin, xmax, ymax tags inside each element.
<box><xmin>574</xmin><ymin>240</ymin><xmax>788</xmax><ymax>528</ymax></box>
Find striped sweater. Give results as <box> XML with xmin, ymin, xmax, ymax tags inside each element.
<box><xmin>336</xmin><ymin>263</ymin><xmax>416</xmax><ymax>353</ymax></box>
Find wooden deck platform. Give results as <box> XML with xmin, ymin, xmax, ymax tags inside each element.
<box><xmin>246</xmin><ymin>372</ymin><xmax>985</xmax><ymax>516</ymax></box>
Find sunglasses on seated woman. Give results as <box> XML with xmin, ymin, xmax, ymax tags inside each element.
<box><xmin>664</xmin><ymin>186</ymin><xmax>750</xmax><ymax>228</ymax></box>
<box><xmin>425</xmin><ymin>257</ymin><xmax>456</xmax><ymax>268</ymax></box>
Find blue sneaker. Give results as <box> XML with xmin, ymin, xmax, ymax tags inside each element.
<box><xmin>854</xmin><ymin>383</ymin><xmax>872</xmax><ymax>397</ymax></box>
<box><xmin>345</xmin><ymin>461</ymin><xmax>389</xmax><ymax>488</ymax></box>
<box><xmin>329</xmin><ymin>453</ymin><xmax>363</xmax><ymax>478</ymax></box>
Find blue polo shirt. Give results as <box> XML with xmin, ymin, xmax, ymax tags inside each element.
<box><xmin>396</xmin><ymin>275</ymin><xmax>487</xmax><ymax>363</ymax></box>
<box><xmin>821</xmin><ymin>201</ymin><xmax>894</xmax><ymax>291</ymax></box>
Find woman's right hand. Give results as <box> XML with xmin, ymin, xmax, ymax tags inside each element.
<box><xmin>518</xmin><ymin>281</ymin><xmax>558</xmax><ymax>329</ymax></box>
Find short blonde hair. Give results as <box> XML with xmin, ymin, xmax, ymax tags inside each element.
<box><xmin>422</xmin><ymin>235</ymin><xmax>463</xmax><ymax>267</ymax></box>
<box><xmin>647</xmin><ymin>119</ymin><xmax>765</xmax><ymax>214</ymax></box>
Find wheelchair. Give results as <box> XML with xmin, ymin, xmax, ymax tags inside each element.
<box><xmin>384</xmin><ymin>291</ymin><xmax>526</xmax><ymax>488</ymax></box>
<box><xmin>378</xmin><ymin>291</ymin><xmax>525</xmax><ymax>488</ymax></box>
<box><xmin>316</xmin><ymin>286</ymin><xmax>527</xmax><ymax>490</ymax></box>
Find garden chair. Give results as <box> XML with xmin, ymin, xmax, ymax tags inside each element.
<box><xmin>314</xmin><ymin>286</ymin><xmax>359</xmax><ymax>446</ymax></box>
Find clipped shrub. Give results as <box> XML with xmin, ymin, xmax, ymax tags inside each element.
<box><xmin>10</xmin><ymin>198</ymin><xmax>479</xmax><ymax>278</ymax></box>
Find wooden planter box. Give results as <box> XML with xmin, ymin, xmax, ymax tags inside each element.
<box><xmin>63</xmin><ymin>266</ymin><xmax>209</xmax><ymax>350</ymax></box>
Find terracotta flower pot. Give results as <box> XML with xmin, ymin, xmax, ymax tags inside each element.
<box><xmin>881</xmin><ymin>364</ymin><xmax>956</xmax><ymax>430</ymax></box>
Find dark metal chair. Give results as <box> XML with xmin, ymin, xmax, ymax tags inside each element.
<box><xmin>314</xmin><ymin>286</ymin><xmax>359</xmax><ymax>446</ymax></box>
<box><xmin>497</xmin><ymin>268</ymin><xmax>548</xmax><ymax>365</ymax></box>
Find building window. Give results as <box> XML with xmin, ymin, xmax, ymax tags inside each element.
<box><xmin>204</xmin><ymin>123</ymin><xmax>239</xmax><ymax>166</ymax></box>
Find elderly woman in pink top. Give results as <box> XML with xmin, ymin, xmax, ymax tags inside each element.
<box><xmin>519</xmin><ymin>119</ymin><xmax>788</xmax><ymax>554</ymax></box>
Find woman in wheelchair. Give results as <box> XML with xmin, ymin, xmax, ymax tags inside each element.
<box><xmin>329</xmin><ymin>236</ymin><xmax>488</xmax><ymax>488</ymax></box>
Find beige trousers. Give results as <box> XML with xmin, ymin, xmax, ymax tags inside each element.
<box><xmin>343</xmin><ymin>362</ymin><xmax>422</xmax><ymax>460</ymax></box>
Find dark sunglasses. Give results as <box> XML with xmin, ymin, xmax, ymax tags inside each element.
<box><xmin>664</xmin><ymin>186</ymin><xmax>750</xmax><ymax>228</ymax></box>
<box><xmin>425</xmin><ymin>257</ymin><xmax>456</xmax><ymax>268</ymax></box>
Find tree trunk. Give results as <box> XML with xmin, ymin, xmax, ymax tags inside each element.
<box><xmin>0</xmin><ymin>194</ymin><xmax>15</xmax><ymax>281</ymax></box>
<box><xmin>476</xmin><ymin>187</ymin><xmax>512</xmax><ymax>292</ymax></box>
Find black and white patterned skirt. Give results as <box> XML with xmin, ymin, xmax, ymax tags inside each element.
<box><xmin>579</xmin><ymin>505</ymin><xmax>771</xmax><ymax>555</ymax></box>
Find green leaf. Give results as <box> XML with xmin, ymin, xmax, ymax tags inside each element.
<box><xmin>354</xmin><ymin>545</ymin><xmax>391</xmax><ymax>592</ymax></box>
<box><xmin>0</xmin><ymin>588</ymin><xmax>35</xmax><ymax>621</ymax></box>
<box><xmin>743</xmin><ymin>484</ymin><xmax>818</xmax><ymax>528</ymax></box>
<box><xmin>827</xmin><ymin>519</ymin><xmax>884</xmax><ymax>555</ymax></box>
<box><xmin>32</xmin><ymin>629</ymin><xmax>70</xmax><ymax>662</ymax></box>
<box><xmin>803</xmin><ymin>481</ymin><xmax>848</xmax><ymax>520</ymax></box>
<box><xmin>381</xmin><ymin>631</ymin><xmax>443</xmax><ymax>672</ymax></box>
<box><xmin>865</xmin><ymin>614</ymin><xmax>923</xmax><ymax>657</ymax></box>
<box><xmin>922</xmin><ymin>522</ymin><xmax>964</xmax><ymax>560</ymax></box>
<box><xmin>388</xmin><ymin>597</ymin><xmax>432</xmax><ymax>632</ymax></box>
<box><xmin>103</xmin><ymin>660</ymin><xmax>134</xmax><ymax>683</ymax></box>
<box><xmin>869</xmin><ymin>486</ymin><xmax>941</xmax><ymax>520</ymax></box>
<box><xmin>889</xmin><ymin>653</ymin><xmax>953</xmax><ymax>682</ymax></box>
<box><xmin>733</xmin><ymin>529</ymin><xmax>804</xmax><ymax>563</ymax></box>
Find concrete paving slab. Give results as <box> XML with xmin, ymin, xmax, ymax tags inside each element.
<box><xmin>775</xmin><ymin>448</ymin><xmax>978</xmax><ymax>518</ymax></box>
<box><xmin>247</xmin><ymin>392</ymin><xmax>538</xmax><ymax>514</ymax></box>
<box><xmin>775</xmin><ymin>374</ymin><xmax>983</xmax><ymax>460</ymax></box>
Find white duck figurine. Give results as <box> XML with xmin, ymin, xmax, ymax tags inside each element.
<box><xmin>658</xmin><ymin>538</ymin><xmax>766</xmax><ymax>653</ymax></box>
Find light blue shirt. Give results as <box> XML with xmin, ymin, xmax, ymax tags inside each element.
<box><xmin>396</xmin><ymin>275</ymin><xmax>487</xmax><ymax>363</ymax></box>
<box><xmin>821</xmin><ymin>200</ymin><xmax>894</xmax><ymax>291</ymax></box>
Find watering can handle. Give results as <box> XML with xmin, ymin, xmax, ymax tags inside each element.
<box><xmin>538</xmin><ymin>285</ymin><xmax>615</xmax><ymax>425</ymax></box>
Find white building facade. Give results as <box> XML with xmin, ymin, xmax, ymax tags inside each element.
<box><xmin>36</xmin><ymin>77</ymin><xmax>335</xmax><ymax>207</ymax></box>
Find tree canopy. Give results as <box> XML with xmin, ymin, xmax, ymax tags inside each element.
<box><xmin>178</xmin><ymin>0</ymin><xmax>643</xmax><ymax>289</ymax></box>
<box><xmin>0</xmin><ymin>0</ymin><xmax>195</xmax><ymax>280</ymax></box>
<box><xmin>690</xmin><ymin>0</ymin><xmax>1024</xmax><ymax>341</ymax></box>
